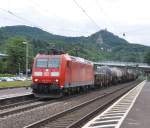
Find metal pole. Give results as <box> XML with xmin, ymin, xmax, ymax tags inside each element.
<box><xmin>19</xmin><ymin>63</ymin><xmax>20</xmax><ymax>76</ymax></box>
<box><xmin>23</xmin><ymin>42</ymin><xmax>28</xmax><ymax>79</ymax></box>
<box><xmin>26</xmin><ymin>42</ymin><xmax>28</xmax><ymax>78</ymax></box>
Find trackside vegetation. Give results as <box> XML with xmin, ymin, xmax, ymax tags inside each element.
<box><xmin>0</xmin><ymin>80</ymin><xmax>32</xmax><ymax>88</ymax></box>
<box><xmin>0</xmin><ymin>74</ymin><xmax>15</xmax><ymax>77</ymax></box>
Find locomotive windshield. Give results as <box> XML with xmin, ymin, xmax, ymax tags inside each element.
<box><xmin>36</xmin><ymin>58</ymin><xmax>48</xmax><ymax>68</ymax></box>
<box><xmin>36</xmin><ymin>58</ymin><xmax>60</xmax><ymax>68</ymax></box>
<box><xmin>48</xmin><ymin>58</ymin><xmax>60</xmax><ymax>68</ymax></box>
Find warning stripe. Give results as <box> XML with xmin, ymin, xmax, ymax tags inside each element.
<box><xmin>82</xmin><ymin>80</ymin><xmax>146</xmax><ymax>128</ymax></box>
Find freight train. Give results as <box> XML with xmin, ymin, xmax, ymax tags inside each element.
<box><xmin>31</xmin><ymin>53</ymin><xmax>137</xmax><ymax>98</ymax></box>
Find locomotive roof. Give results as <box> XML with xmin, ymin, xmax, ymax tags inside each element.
<box><xmin>35</xmin><ymin>54</ymin><xmax>61</xmax><ymax>58</ymax></box>
<box><xmin>35</xmin><ymin>53</ymin><xmax>93</xmax><ymax>65</ymax></box>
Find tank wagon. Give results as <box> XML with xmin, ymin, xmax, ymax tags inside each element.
<box><xmin>111</xmin><ymin>67</ymin><xmax>124</xmax><ymax>84</ymax></box>
<box><xmin>31</xmin><ymin>53</ymin><xmax>137</xmax><ymax>98</ymax></box>
<box><xmin>94</xmin><ymin>65</ymin><xmax>112</xmax><ymax>87</ymax></box>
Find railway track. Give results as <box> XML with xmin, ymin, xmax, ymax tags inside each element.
<box><xmin>0</xmin><ymin>90</ymin><xmax>93</xmax><ymax>118</ymax></box>
<box><xmin>0</xmin><ymin>98</ymin><xmax>59</xmax><ymax>118</ymax></box>
<box><xmin>24</xmin><ymin>81</ymin><xmax>140</xmax><ymax>128</ymax></box>
<box><xmin>0</xmin><ymin>94</ymin><xmax>33</xmax><ymax>107</ymax></box>
<box><xmin>0</xmin><ymin>98</ymin><xmax>39</xmax><ymax>110</ymax></box>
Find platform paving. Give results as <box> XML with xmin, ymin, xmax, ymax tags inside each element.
<box><xmin>82</xmin><ymin>80</ymin><xmax>149</xmax><ymax>128</ymax></box>
<box><xmin>0</xmin><ymin>87</ymin><xmax>32</xmax><ymax>100</ymax></box>
<box><xmin>120</xmin><ymin>81</ymin><xmax>150</xmax><ymax>128</ymax></box>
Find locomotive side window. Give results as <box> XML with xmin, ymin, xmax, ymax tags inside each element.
<box><xmin>48</xmin><ymin>58</ymin><xmax>60</xmax><ymax>68</ymax></box>
<box><xmin>36</xmin><ymin>58</ymin><xmax>48</xmax><ymax>68</ymax></box>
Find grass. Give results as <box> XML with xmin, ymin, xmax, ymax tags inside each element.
<box><xmin>0</xmin><ymin>74</ymin><xmax>15</xmax><ymax>77</ymax></box>
<box><xmin>0</xmin><ymin>80</ymin><xmax>32</xmax><ymax>88</ymax></box>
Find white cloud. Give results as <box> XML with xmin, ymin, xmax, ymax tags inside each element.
<box><xmin>0</xmin><ymin>0</ymin><xmax>150</xmax><ymax>46</ymax></box>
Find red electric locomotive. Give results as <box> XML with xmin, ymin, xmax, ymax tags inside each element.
<box><xmin>31</xmin><ymin>53</ymin><xmax>94</xmax><ymax>98</ymax></box>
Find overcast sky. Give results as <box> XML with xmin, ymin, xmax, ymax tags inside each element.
<box><xmin>0</xmin><ymin>0</ymin><xmax>150</xmax><ymax>46</ymax></box>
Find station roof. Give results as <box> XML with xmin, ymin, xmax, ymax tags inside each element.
<box><xmin>94</xmin><ymin>61</ymin><xmax>150</xmax><ymax>71</ymax></box>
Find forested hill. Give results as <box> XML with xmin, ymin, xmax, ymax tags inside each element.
<box><xmin>0</xmin><ymin>25</ymin><xmax>149</xmax><ymax>62</ymax></box>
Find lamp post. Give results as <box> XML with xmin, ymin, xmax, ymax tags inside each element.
<box><xmin>18</xmin><ymin>63</ymin><xmax>20</xmax><ymax>76</ymax></box>
<box><xmin>22</xmin><ymin>42</ymin><xmax>28</xmax><ymax>78</ymax></box>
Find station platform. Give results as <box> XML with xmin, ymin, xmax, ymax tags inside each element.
<box><xmin>0</xmin><ymin>87</ymin><xmax>32</xmax><ymax>100</ymax></box>
<box><xmin>82</xmin><ymin>80</ymin><xmax>149</xmax><ymax>128</ymax></box>
<box><xmin>121</xmin><ymin>81</ymin><xmax>150</xmax><ymax>128</ymax></box>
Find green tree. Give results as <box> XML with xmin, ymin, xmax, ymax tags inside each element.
<box><xmin>0</xmin><ymin>58</ymin><xmax>7</xmax><ymax>73</ymax></box>
<box><xmin>6</xmin><ymin>37</ymin><xmax>33</xmax><ymax>74</ymax></box>
<box><xmin>144</xmin><ymin>51</ymin><xmax>150</xmax><ymax>65</ymax></box>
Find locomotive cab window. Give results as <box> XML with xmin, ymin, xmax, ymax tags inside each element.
<box><xmin>48</xmin><ymin>58</ymin><xmax>60</xmax><ymax>68</ymax></box>
<box><xmin>36</xmin><ymin>58</ymin><xmax>48</xmax><ymax>68</ymax></box>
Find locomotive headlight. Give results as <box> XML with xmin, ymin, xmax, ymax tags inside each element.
<box><xmin>55</xmin><ymin>79</ymin><xmax>59</xmax><ymax>82</ymax></box>
<box><xmin>45</xmin><ymin>69</ymin><xmax>49</xmax><ymax>72</ymax></box>
<box><xmin>34</xmin><ymin>78</ymin><xmax>38</xmax><ymax>82</ymax></box>
<box><xmin>60</xmin><ymin>85</ymin><xmax>64</xmax><ymax>88</ymax></box>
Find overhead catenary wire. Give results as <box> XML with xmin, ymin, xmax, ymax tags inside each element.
<box><xmin>0</xmin><ymin>8</ymin><xmax>45</xmax><ymax>30</ymax></box>
<box><xmin>73</xmin><ymin>0</ymin><xmax>101</xmax><ymax>30</ymax></box>
<box><xmin>0</xmin><ymin>8</ymin><xmax>83</xmax><ymax>34</ymax></box>
<box><xmin>29</xmin><ymin>0</ymin><xmax>91</xmax><ymax>34</ymax></box>
<box><xmin>1</xmin><ymin>1</ymin><xmax>142</xmax><ymax>38</ymax></box>
<box><xmin>2</xmin><ymin>8</ymin><xmax>78</xmax><ymax>34</ymax></box>
<box><xmin>1</xmin><ymin>0</ymin><xmax>102</xmax><ymax>35</ymax></box>
<box><xmin>75</xmin><ymin>0</ymin><xmax>147</xmax><ymax>37</ymax></box>
<box><xmin>2</xmin><ymin>8</ymin><xmax>88</xmax><ymax>36</ymax></box>
<box><xmin>1</xmin><ymin>10</ymin><xmax>95</xmax><ymax>39</ymax></box>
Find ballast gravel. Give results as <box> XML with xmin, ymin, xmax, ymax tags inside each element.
<box><xmin>0</xmin><ymin>81</ymin><xmax>138</xmax><ymax>128</ymax></box>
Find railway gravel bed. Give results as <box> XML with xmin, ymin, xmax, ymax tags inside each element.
<box><xmin>0</xmin><ymin>80</ymin><xmax>140</xmax><ymax>128</ymax></box>
<box><xmin>0</xmin><ymin>99</ymin><xmax>54</xmax><ymax>118</ymax></box>
<box><xmin>25</xmin><ymin>81</ymin><xmax>139</xmax><ymax>128</ymax></box>
<box><xmin>0</xmin><ymin>87</ymin><xmax>31</xmax><ymax>96</ymax></box>
<box><xmin>0</xmin><ymin>98</ymin><xmax>39</xmax><ymax>110</ymax></box>
<box><xmin>0</xmin><ymin>93</ymin><xmax>33</xmax><ymax>107</ymax></box>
